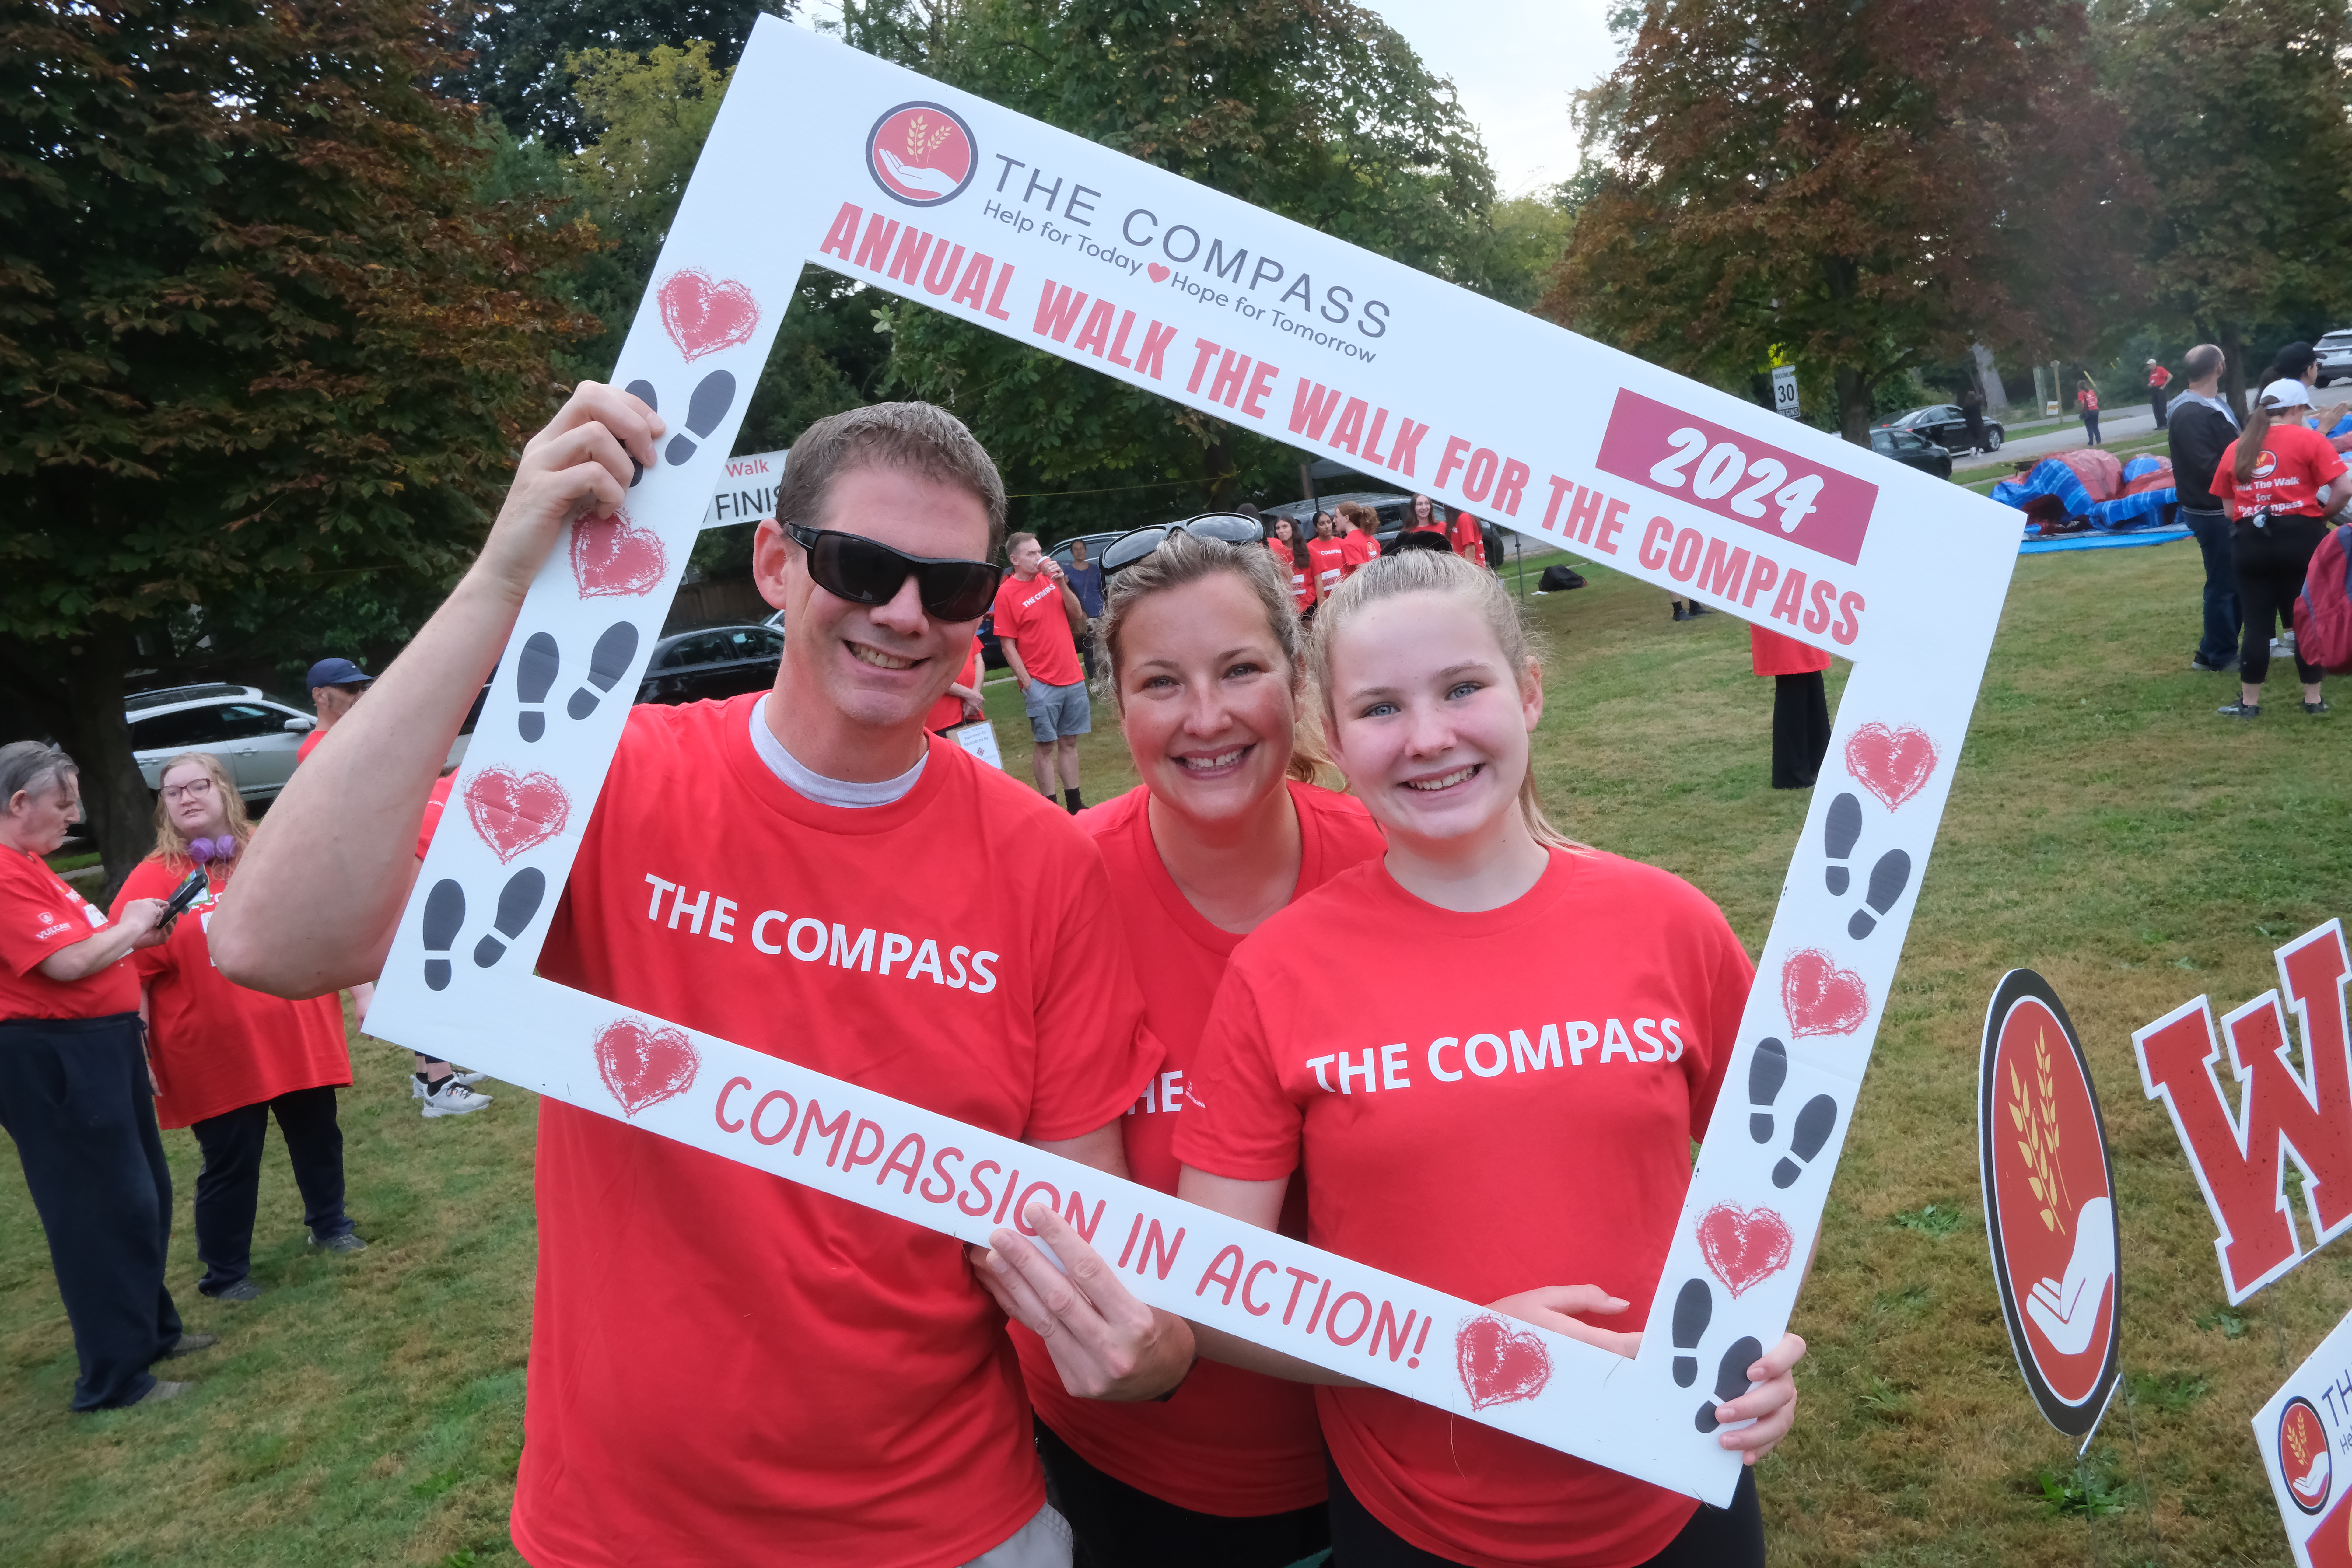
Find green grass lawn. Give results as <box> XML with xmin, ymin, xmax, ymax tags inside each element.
<box><xmin>6</xmin><ymin>540</ymin><xmax>2348</xmax><ymax>1565</ymax></box>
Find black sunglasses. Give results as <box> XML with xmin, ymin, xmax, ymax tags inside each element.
<box><xmin>1100</xmin><ymin>513</ymin><xmax>1269</xmax><ymax>575</ymax></box>
<box><xmin>785</xmin><ymin>523</ymin><xmax>1004</xmax><ymax>622</ymax></box>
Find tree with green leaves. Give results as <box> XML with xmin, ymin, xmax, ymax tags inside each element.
<box><xmin>1550</xmin><ymin>0</ymin><xmax>2140</xmax><ymax>443</ymax></box>
<box><xmin>458</xmin><ymin>0</ymin><xmax>796</xmax><ymax>151</ymax></box>
<box><xmin>1</xmin><ymin>0</ymin><xmax>599</xmax><ymax>894</ymax></box>
<box><xmin>2097</xmin><ymin>0</ymin><xmax>2352</xmax><ymax>415</ymax></box>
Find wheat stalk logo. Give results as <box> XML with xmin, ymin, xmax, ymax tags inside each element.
<box><xmin>2289</xmin><ymin>1409</ymin><xmax>2314</xmax><ymax>1470</ymax></box>
<box><xmin>905</xmin><ymin>113</ymin><xmax>952</xmax><ymax>164</ymax></box>
<box><xmin>2008</xmin><ymin>1026</ymin><xmax>2074</xmax><ymax>1235</ymax></box>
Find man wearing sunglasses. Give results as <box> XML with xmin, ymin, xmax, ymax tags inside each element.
<box><xmin>215</xmin><ymin>389</ymin><xmax>1193</xmax><ymax>1568</ymax></box>
<box><xmin>994</xmin><ymin>533</ymin><xmax>1094</xmax><ymax>813</ymax></box>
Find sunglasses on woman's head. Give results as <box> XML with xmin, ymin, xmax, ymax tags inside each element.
<box><xmin>1101</xmin><ymin>513</ymin><xmax>1270</xmax><ymax>575</ymax></box>
<box><xmin>784</xmin><ymin>523</ymin><xmax>1004</xmax><ymax>622</ymax></box>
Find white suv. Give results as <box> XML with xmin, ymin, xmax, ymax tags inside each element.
<box><xmin>2317</xmin><ymin>330</ymin><xmax>2352</xmax><ymax>388</ymax></box>
<box><xmin>126</xmin><ymin>683</ymin><xmax>481</xmax><ymax>808</ymax></box>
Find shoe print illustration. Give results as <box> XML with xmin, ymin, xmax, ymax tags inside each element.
<box><xmin>1977</xmin><ymin>969</ymin><xmax>2121</xmax><ymax>1437</ymax></box>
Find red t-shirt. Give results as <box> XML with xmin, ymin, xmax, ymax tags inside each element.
<box><xmin>2212</xmin><ymin>423</ymin><xmax>2348</xmax><ymax>519</ymax></box>
<box><xmin>512</xmin><ymin>695</ymin><xmax>1155</xmax><ymax>1568</ymax></box>
<box><xmin>1450</xmin><ymin>515</ymin><xmax>1487</xmax><ymax>568</ymax></box>
<box><xmin>296</xmin><ymin>726</ymin><xmax>323</xmax><ymax>765</ymax></box>
<box><xmin>417</xmin><ymin>772</ymin><xmax>457</xmax><ymax>860</ymax></box>
<box><xmin>2149</xmin><ymin>366</ymin><xmax>2172</xmax><ymax>389</ymax></box>
<box><xmin>1174</xmin><ymin>848</ymin><xmax>1753</xmax><ymax>1568</ymax></box>
<box><xmin>113</xmin><ymin>858</ymin><xmax>350</xmax><ymax>1128</ymax></box>
<box><xmin>1269</xmin><ymin>540</ymin><xmax>1313</xmax><ymax>610</ymax></box>
<box><xmin>1342</xmin><ymin>530</ymin><xmax>1382</xmax><ymax>577</ymax></box>
<box><xmin>927</xmin><ymin>637</ymin><xmax>985</xmax><ymax>733</ymax></box>
<box><xmin>1020</xmin><ymin>781</ymin><xmax>1386</xmax><ymax>1515</ymax></box>
<box><xmin>992</xmin><ymin>573</ymin><xmax>1082</xmax><ymax>689</ymax></box>
<box><xmin>0</xmin><ymin>846</ymin><xmax>139</xmax><ymax>1020</ymax></box>
<box><xmin>1306</xmin><ymin>537</ymin><xmax>1348</xmax><ymax>600</ymax></box>
<box><xmin>2079</xmin><ymin>388</ymin><xmax>2098</xmax><ymax>412</ymax></box>
<box><xmin>1749</xmin><ymin>625</ymin><xmax>1830</xmax><ymax>677</ymax></box>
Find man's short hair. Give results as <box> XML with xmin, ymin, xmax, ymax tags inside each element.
<box><xmin>2183</xmin><ymin>344</ymin><xmax>2223</xmax><ymax>381</ymax></box>
<box><xmin>775</xmin><ymin>402</ymin><xmax>1007</xmax><ymax>557</ymax></box>
<box><xmin>1005</xmin><ymin>531</ymin><xmax>1039</xmax><ymax>558</ymax></box>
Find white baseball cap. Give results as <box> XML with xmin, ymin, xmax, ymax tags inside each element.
<box><xmin>2261</xmin><ymin>377</ymin><xmax>2314</xmax><ymax>410</ymax></box>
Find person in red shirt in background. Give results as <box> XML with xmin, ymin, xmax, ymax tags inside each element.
<box><xmin>1339</xmin><ymin>502</ymin><xmax>1383</xmax><ymax>577</ymax></box>
<box><xmin>1305</xmin><ymin>512</ymin><xmax>1348</xmax><ymax>608</ymax></box>
<box><xmin>929</xmin><ymin>634</ymin><xmax>988</xmax><ymax>737</ymax></box>
<box><xmin>976</xmin><ymin>529</ymin><xmax>1385</xmax><ymax>1568</ymax></box>
<box><xmin>1448</xmin><ymin>506</ymin><xmax>1488</xmax><ymax>569</ymax></box>
<box><xmin>296</xmin><ymin>657</ymin><xmax>373</xmax><ymax>765</ymax></box>
<box><xmin>2147</xmin><ymin>358</ymin><xmax>2172</xmax><ymax>430</ymax></box>
<box><xmin>215</xmin><ymin>395</ymin><xmax>1189</xmax><ymax>1568</ymax></box>
<box><xmin>1174</xmin><ymin>551</ymin><xmax>1803</xmax><ymax>1568</ymax></box>
<box><xmin>1268</xmin><ymin>514</ymin><xmax>1316</xmax><ymax>614</ymax></box>
<box><xmin>1751</xmin><ymin>627</ymin><xmax>1832</xmax><ymax>789</ymax></box>
<box><xmin>995</xmin><ymin>531</ymin><xmax>1095</xmax><ymax>812</ymax></box>
<box><xmin>2210</xmin><ymin>376</ymin><xmax>2352</xmax><ymax>718</ymax></box>
<box><xmin>113</xmin><ymin>752</ymin><xmax>367</xmax><ymax>1304</ymax></box>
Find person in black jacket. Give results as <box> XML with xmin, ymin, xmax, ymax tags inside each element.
<box><xmin>2168</xmin><ymin>344</ymin><xmax>2243</xmax><ymax>673</ymax></box>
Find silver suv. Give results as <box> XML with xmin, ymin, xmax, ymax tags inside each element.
<box><xmin>126</xmin><ymin>683</ymin><xmax>479</xmax><ymax>808</ymax></box>
<box><xmin>2318</xmin><ymin>331</ymin><xmax>2352</xmax><ymax>388</ymax></box>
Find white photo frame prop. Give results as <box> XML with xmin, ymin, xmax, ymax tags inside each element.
<box><xmin>2254</xmin><ymin>1305</ymin><xmax>2352</xmax><ymax>1563</ymax></box>
<box><xmin>366</xmin><ymin>17</ymin><xmax>2018</xmax><ymax>1505</ymax></box>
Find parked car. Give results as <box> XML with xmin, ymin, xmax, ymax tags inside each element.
<box><xmin>1877</xmin><ymin>404</ymin><xmax>2003</xmax><ymax>453</ymax></box>
<box><xmin>2317</xmin><ymin>330</ymin><xmax>2352</xmax><ymax>387</ymax></box>
<box><xmin>1261</xmin><ymin>491</ymin><xmax>1413</xmax><ymax>538</ymax></box>
<box><xmin>1867</xmin><ymin>427</ymin><xmax>1954</xmax><ymax>478</ymax></box>
<box><xmin>1048</xmin><ymin>531</ymin><xmax>1128</xmax><ymax>574</ymax></box>
<box><xmin>636</xmin><ymin>623</ymin><xmax>786</xmax><ymax>705</ymax></box>
<box><xmin>126</xmin><ymin>681</ymin><xmax>483</xmax><ymax>809</ymax></box>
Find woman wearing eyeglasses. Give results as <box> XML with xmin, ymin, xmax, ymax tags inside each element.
<box><xmin>975</xmin><ymin>525</ymin><xmax>1386</xmax><ymax>1568</ymax></box>
<box><xmin>111</xmin><ymin>753</ymin><xmax>364</xmax><ymax>1304</ymax></box>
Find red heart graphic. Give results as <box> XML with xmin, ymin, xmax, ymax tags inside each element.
<box><xmin>1781</xmin><ymin>947</ymin><xmax>1870</xmax><ymax>1038</ymax></box>
<box><xmin>593</xmin><ymin>1017</ymin><xmax>700</xmax><ymax>1117</ymax></box>
<box><xmin>1843</xmin><ymin>722</ymin><xmax>1939</xmax><ymax>812</ymax></box>
<box><xmin>1147</xmin><ymin>262</ymin><xmax>1171</xmax><ymax>284</ymax></box>
<box><xmin>463</xmin><ymin>766</ymin><xmax>570</xmax><ymax>864</ymax></box>
<box><xmin>1696</xmin><ymin>1202</ymin><xmax>1795</xmax><ymax>1298</ymax></box>
<box><xmin>657</xmin><ymin>268</ymin><xmax>760</xmax><ymax>363</ymax></box>
<box><xmin>1455</xmin><ymin>1313</ymin><xmax>1553</xmax><ymax>1412</ymax></box>
<box><xmin>570</xmin><ymin>510</ymin><xmax>668</xmax><ymax>599</ymax></box>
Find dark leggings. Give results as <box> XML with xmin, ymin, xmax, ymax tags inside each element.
<box><xmin>1325</xmin><ymin>1456</ymin><xmax>1762</xmax><ymax>1568</ymax></box>
<box><xmin>1038</xmin><ymin>1419</ymin><xmax>1331</xmax><ymax>1568</ymax></box>
<box><xmin>190</xmin><ymin>1084</ymin><xmax>352</xmax><ymax>1294</ymax></box>
<box><xmin>1770</xmin><ymin>672</ymin><xmax>1831</xmax><ymax>790</ymax></box>
<box><xmin>2235</xmin><ymin>517</ymin><xmax>2327</xmax><ymax>687</ymax></box>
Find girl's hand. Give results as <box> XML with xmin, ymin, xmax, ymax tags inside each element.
<box><xmin>1712</xmin><ymin>1332</ymin><xmax>1806</xmax><ymax>1465</ymax></box>
<box><xmin>968</xmin><ymin>1202</ymin><xmax>1196</xmax><ymax>1401</ymax></box>
<box><xmin>1486</xmin><ymin>1285</ymin><xmax>1638</xmax><ymax>1358</ymax></box>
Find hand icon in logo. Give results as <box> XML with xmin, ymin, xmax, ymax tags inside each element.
<box><xmin>878</xmin><ymin>149</ymin><xmax>961</xmax><ymax>198</ymax></box>
<box><xmin>2024</xmin><ymin>1195</ymin><xmax>2115</xmax><ymax>1357</ymax></box>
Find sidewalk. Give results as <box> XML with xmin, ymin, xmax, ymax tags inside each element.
<box><xmin>1954</xmin><ymin>408</ymin><xmax>2159</xmax><ymax>472</ymax></box>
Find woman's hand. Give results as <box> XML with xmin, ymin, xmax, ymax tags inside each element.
<box><xmin>968</xmin><ymin>1201</ymin><xmax>1196</xmax><ymax>1401</ymax></box>
<box><xmin>1486</xmin><ymin>1286</ymin><xmax>1638</xmax><ymax>1358</ymax></box>
<box><xmin>1711</xmin><ymin>1332</ymin><xmax>1806</xmax><ymax>1465</ymax></box>
<box><xmin>119</xmin><ymin>898</ymin><xmax>170</xmax><ymax>950</ymax></box>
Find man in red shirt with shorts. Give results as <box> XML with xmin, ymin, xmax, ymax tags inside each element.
<box><xmin>993</xmin><ymin>533</ymin><xmax>1093</xmax><ymax>813</ymax></box>
<box><xmin>216</xmin><ymin>393</ymin><xmax>1195</xmax><ymax>1567</ymax></box>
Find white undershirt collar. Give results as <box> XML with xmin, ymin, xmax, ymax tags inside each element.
<box><xmin>748</xmin><ymin>695</ymin><xmax>925</xmax><ymax>808</ymax></box>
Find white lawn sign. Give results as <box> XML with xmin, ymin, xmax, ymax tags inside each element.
<box><xmin>367</xmin><ymin>16</ymin><xmax>2018</xmax><ymax>1504</ymax></box>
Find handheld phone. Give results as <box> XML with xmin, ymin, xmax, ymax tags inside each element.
<box><xmin>159</xmin><ymin>869</ymin><xmax>209</xmax><ymax>923</ymax></box>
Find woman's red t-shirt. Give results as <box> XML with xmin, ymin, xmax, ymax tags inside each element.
<box><xmin>1342</xmin><ymin>531</ymin><xmax>1382</xmax><ymax>577</ymax></box>
<box><xmin>0</xmin><ymin>846</ymin><xmax>139</xmax><ymax>1020</ymax></box>
<box><xmin>1450</xmin><ymin>515</ymin><xmax>1487</xmax><ymax>568</ymax></box>
<box><xmin>113</xmin><ymin>857</ymin><xmax>350</xmax><ymax>1128</ymax></box>
<box><xmin>927</xmin><ymin>637</ymin><xmax>985</xmax><ymax>733</ymax></box>
<box><xmin>1175</xmin><ymin>847</ymin><xmax>1753</xmax><ymax>1568</ymax></box>
<box><xmin>1270</xmin><ymin>538</ymin><xmax>1314</xmax><ymax>609</ymax></box>
<box><xmin>1750</xmin><ymin>625</ymin><xmax>1831</xmax><ymax>677</ymax></box>
<box><xmin>1306</xmin><ymin>536</ymin><xmax>1348</xmax><ymax>600</ymax></box>
<box><xmin>2211</xmin><ymin>423</ymin><xmax>2348</xmax><ymax>519</ymax></box>
<box><xmin>1019</xmin><ymin>781</ymin><xmax>1386</xmax><ymax>1515</ymax></box>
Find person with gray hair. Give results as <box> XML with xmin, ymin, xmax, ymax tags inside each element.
<box><xmin>0</xmin><ymin>740</ymin><xmax>214</xmax><ymax>1409</ymax></box>
<box><xmin>214</xmin><ymin>389</ymin><xmax>1187</xmax><ymax>1568</ymax></box>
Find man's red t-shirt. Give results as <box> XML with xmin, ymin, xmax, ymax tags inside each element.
<box><xmin>296</xmin><ymin>726</ymin><xmax>324</xmax><ymax>765</ymax></box>
<box><xmin>1020</xmin><ymin>781</ymin><xmax>1386</xmax><ymax>1516</ymax></box>
<box><xmin>1306</xmin><ymin>536</ymin><xmax>1348</xmax><ymax>600</ymax></box>
<box><xmin>512</xmin><ymin>695</ymin><xmax>1155</xmax><ymax>1568</ymax></box>
<box><xmin>2149</xmin><ymin>366</ymin><xmax>2172</xmax><ymax>390</ymax></box>
<box><xmin>1174</xmin><ymin>847</ymin><xmax>1753</xmax><ymax>1568</ymax></box>
<box><xmin>113</xmin><ymin>858</ymin><xmax>350</xmax><ymax>1128</ymax></box>
<box><xmin>1342</xmin><ymin>530</ymin><xmax>1382</xmax><ymax>578</ymax></box>
<box><xmin>1449</xmin><ymin>514</ymin><xmax>1487</xmax><ymax>568</ymax></box>
<box><xmin>927</xmin><ymin>637</ymin><xmax>985</xmax><ymax>733</ymax></box>
<box><xmin>0</xmin><ymin>846</ymin><xmax>138</xmax><ymax>1020</ymax></box>
<box><xmin>2212</xmin><ymin>424</ymin><xmax>2348</xmax><ymax>519</ymax></box>
<box><xmin>993</xmin><ymin>572</ymin><xmax>1082</xmax><ymax>688</ymax></box>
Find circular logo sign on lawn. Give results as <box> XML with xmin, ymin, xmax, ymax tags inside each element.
<box><xmin>1978</xmin><ymin>969</ymin><xmax>2121</xmax><ymax>1437</ymax></box>
<box><xmin>2284</xmin><ymin>1396</ymin><xmax>2335</xmax><ymax>1515</ymax></box>
<box><xmin>866</xmin><ymin>101</ymin><xmax>976</xmax><ymax>207</ymax></box>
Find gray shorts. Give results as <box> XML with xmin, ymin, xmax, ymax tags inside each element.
<box><xmin>1023</xmin><ymin>678</ymin><xmax>1091</xmax><ymax>742</ymax></box>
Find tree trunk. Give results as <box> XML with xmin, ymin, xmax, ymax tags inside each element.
<box><xmin>1203</xmin><ymin>430</ymin><xmax>1237</xmax><ymax>510</ymax></box>
<box><xmin>1970</xmin><ymin>344</ymin><xmax>2009</xmax><ymax>415</ymax></box>
<box><xmin>1834</xmin><ymin>366</ymin><xmax>1873</xmax><ymax>446</ymax></box>
<box><xmin>53</xmin><ymin>621</ymin><xmax>152</xmax><ymax>905</ymax></box>
<box><xmin>2219</xmin><ymin>323</ymin><xmax>2248</xmax><ymax>423</ymax></box>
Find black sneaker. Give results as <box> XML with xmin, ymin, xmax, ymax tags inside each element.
<box><xmin>2218</xmin><ymin>700</ymin><xmax>2261</xmax><ymax>719</ymax></box>
<box><xmin>309</xmin><ymin>1230</ymin><xmax>368</xmax><ymax>1255</ymax></box>
<box><xmin>206</xmin><ymin>1279</ymin><xmax>264</xmax><ymax>1303</ymax></box>
<box><xmin>161</xmin><ymin>1332</ymin><xmax>218</xmax><ymax>1360</ymax></box>
<box><xmin>2190</xmin><ymin>656</ymin><xmax>2239</xmax><ymax>674</ymax></box>
<box><xmin>2308</xmin><ymin>700</ymin><xmax>2332</xmax><ymax>716</ymax></box>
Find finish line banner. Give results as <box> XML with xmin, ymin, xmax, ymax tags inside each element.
<box><xmin>367</xmin><ymin>16</ymin><xmax>2020</xmax><ymax>1504</ymax></box>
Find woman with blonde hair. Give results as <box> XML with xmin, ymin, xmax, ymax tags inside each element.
<box><xmin>1168</xmin><ymin>551</ymin><xmax>1805</xmax><ymax>1566</ymax></box>
<box><xmin>974</xmin><ymin>525</ymin><xmax>1387</xmax><ymax>1567</ymax></box>
<box><xmin>111</xmin><ymin>751</ymin><xmax>366</xmax><ymax>1302</ymax></box>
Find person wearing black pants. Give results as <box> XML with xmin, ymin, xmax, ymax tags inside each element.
<box><xmin>190</xmin><ymin>1086</ymin><xmax>353</xmax><ymax>1297</ymax></box>
<box><xmin>1327</xmin><ymin>1456</ymin><xmax>1765</xmax><ymax>1568</ymax></box>
<box><xmin>1753</xmin><ymin>627</ymin><xmax>1832</xmax><ymax>788</ymax></box>
<box><xmin>2233</xmin><ymin>517</ymin><xmax>2331</xmax><ymax>704</ymax></box>
<box><xmin>0</xmin><ymin>739</ymin><xmax>211</xmax><ymax>1412</ymax></box>
<box><xmin>2209</xmin><ymin>375</ymin><xmax>2347</xmax><ymax>717</ymax></box>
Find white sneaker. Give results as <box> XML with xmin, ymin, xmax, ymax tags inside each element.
<box><xmin>410</xmin><ymin>1070</ymin><xmax>486</xmax><ymax>1097</ymax></box>
<box><xmin>421</xmin><ymin>1079</ymin><xmax>493</xmax><ymax>1118</ymax></box>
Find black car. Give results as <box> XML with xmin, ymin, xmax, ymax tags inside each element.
<box><xmin>1878</xmin><ymin>403</ymin><xmax>2003</xmax><ymax>453</ymax></box>
<box><xmin>1867</xmin><ymin>426</ymin><xmax>1953</xmax><ymax>479</ymax></box>
<box><xmin>635</xmin><ymin>623</ymin><xmax>785</xmax><ymax>705</ymax></box>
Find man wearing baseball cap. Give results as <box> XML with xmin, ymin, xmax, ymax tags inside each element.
<box><xmin>298</xmin><ymin>658</ymin><xmax>374</xmax><ymax>766</ymax></box>
<box><xmin>2147</xmin><ymin>358</ymin><xmax>2172</xmax><ymax>430</ymax></box>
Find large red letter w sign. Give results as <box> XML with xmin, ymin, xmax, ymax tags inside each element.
<box><xmin>2134</xmin><ymin>920</ymin><xmax>2352</xmax><ymax>1304</ymax></box>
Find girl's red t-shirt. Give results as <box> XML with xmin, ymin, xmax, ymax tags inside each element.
<box><xmin>1270</xmin><ymin>538</ymin><xmax>1314</xmax><ymax>609</ymax></box>
<box><xmin>1342</xmin><ymin>530</ymin><xmax>1382</xmax><ymax>577</ymax></box>
<box><xmin>113</xmin><ymin>857</ymin><xmax>350</xmax><ymax>1128</ymax></box>
<box><xmin>1450</xmin><ymin>515</ymin><xmax>1487</xmax><ymax>568</ymax></box>
<box><xmin>1175</xmin><ymin>846</ymin><xmax>1753</xmax><ymax>1568</ymax></box>
<box><xmin>1019</xmin><ymin>781</ymin><xmax>1386</xmax><ymax>1515</ymax></box>
<box><xmin>1306</xmin><ymin>536</ymin><xmax>1349</xmax><ymax>600</ymax></box>
<box><xmin>511</xmin><ymin>695</ymin><xmax>1155</xmax><ymax>1568</ymax></box>
<box><xmin>2211</xmin><ymin>423</ymin><xmax>2348</xmax><ymax>519</ymax></box>
<box><xmin>0</xmin><ymin>846</ymin><xmax>139</xmax><ymax>1020</ymax></box>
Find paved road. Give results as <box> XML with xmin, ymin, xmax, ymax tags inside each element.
<box><xmin>1953</xmin><ymin>408</ymin><xmax>2158</xmax><ymax>472</ymax></box>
